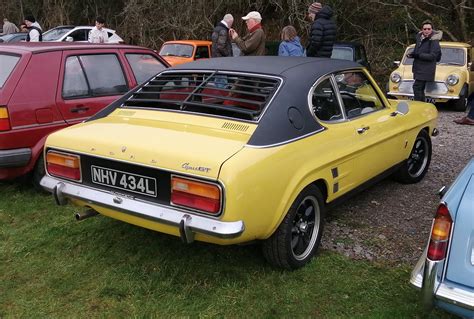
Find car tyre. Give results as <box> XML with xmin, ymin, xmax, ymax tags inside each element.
<box><xmin>262</xmin><ymin>185</ymin><xmax>325</xmax><ymax>270</ymax></box>
<box><xmin>394</xmin><ymin>130</ymin><xmax>432</xmax><ymax>184</ymax></box>
<box><xmin>452</xmin><ymin>84</ymin><xmax>468</xmax><ymax>112</ymax></box>
<box><xmin>32</xmin><ymin>154</ymin><xmax>45</xmax><ymax>191</ymax></box>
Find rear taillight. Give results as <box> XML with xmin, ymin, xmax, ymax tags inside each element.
<box><xmin>171</xmin><ymin>176</ymin><xmax>221</xmax><ymax>215</ymax></box>
<box><xmin>0</xmin><ymin>107</ymin><xmax>11</xmax><ymax>131</ymax></box>
<box><xmin>427</xmin><ymin>203</ymin><xmax>452</xmax><ymax>261</ymax></box>
<box><xmin>46</xmin><ymin>151</ymin><xmax>81</xmax><ymax>181</ymax></box>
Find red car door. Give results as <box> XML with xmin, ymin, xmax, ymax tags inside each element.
<box><xmin>55</xmin><ymin>49</ymin><xmax>133</xmax><ymax>124</ymax></box>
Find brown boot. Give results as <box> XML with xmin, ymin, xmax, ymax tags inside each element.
<box><xmin>453</xmin><ymin>116</ymin><xmax>474</xmax><ymax>125</ymax></box>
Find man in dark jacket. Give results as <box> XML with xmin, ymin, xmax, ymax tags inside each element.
<box><xmin>211</xmin><ymin>14</ymin><xmax>234</xmax><ymax>58</ymax></box>
<box><xmin>408</xmin><ymin>20</ymin><xmax>442</xmax><ymax>102</ymax></box>
<box><xmin>307</xmin><ymin>2</ymin><xmax>336</xmax><ymax>58</ymax></box>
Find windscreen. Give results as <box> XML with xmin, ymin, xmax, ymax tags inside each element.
<box><xmin>403</xmin><ymin>47</ymin><xmax>465</xmax><ymax>65</ymax></box>
<box><xmin>159</xmin><ymin>44</ymin><xmax>194</xmax><ymax>58</ymax></box>
<box><xmin>0</xmin><ymin>54</ymin><xmax>20</xmax><ymax>88</ymax></box>
<box><xmin>42</xmin><ymin>27</ymin><xmax>73</xmax><ymax>41</ymax></box>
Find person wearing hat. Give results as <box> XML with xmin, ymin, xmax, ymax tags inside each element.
<box><xmin>229</xmin><ymin>11</ymin><xmax>266</xmax><ymax>56</ymax></box>
<box><xmin>24</xmin><ymin>15</ymin><xmax>42</xmax><ymax>42</ymax></box>
<box><xmin>306</xmin><ymin>2</ymin><xmax>336</xmax><ymax>58</ymax></box>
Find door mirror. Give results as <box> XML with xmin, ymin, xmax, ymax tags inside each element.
<box><xmin>469</xmin><ymin>62</ymin><xmax>474</xmax><ymax>71</ymax></box>
<box><xmin>393</xmin><ymin>61</ymin><xmax>400</xmax><ymax>67</ymax></box>
<box><xmin>65</xmin><ymin>36</ymin><xmax>74</xmax><ymax>42</ymax></box>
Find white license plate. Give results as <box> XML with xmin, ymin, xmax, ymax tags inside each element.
<box><xmin>91</xmin><ymin>165</ymin><xmax>157</xmax><ymax>197</ymax></box>
<box><xmin>408</xmin><ymin>97</ymin><xmax>436</xmax><ymax>103</ymax></box>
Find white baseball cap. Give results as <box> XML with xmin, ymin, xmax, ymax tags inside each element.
<box><xmin>242</xmin><ymin>11</ymin><xmax>262</xmax><ymax>21</ymax></box>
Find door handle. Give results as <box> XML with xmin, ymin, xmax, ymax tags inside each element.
<box><xmin>357</xmin><ymin>126</ymin><xmax>370</xmax><ymax>134</ymax></box>
<box><xmin>70</xmin><ymin>105</ymin><xmax>90</xmax><ymax>113</ymax></box>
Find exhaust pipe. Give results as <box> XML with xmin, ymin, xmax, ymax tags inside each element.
<box><xmin>75</xmin><ymin>209</ymin><xmax>99</xmax><ymax>221</ymax></box>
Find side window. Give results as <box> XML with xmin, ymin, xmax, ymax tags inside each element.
<box><xmin>79</xmin><ymin>54</ymin><xmax>128</xmax><ymax>95</ymax></box>
<box><xmin>335</xmin><ymin>71</ymin><xmax>384</xmax><ymax>119</ymax></box>
<box><xmin>67</xmin><ymin>30</ymin><xmax>87</xmax><ymax>42</ymax></box>
<box><xmin>311</xmin><ymin>78</ymin><xmax>343</xmax><ymax>121</ymax></box>
<box><xmin>195</xmin><ymin>46</ymin><xmax>209</xmax><ymax>59</ymax></box>
<box><xmin>125</xmin><ymin>54</ymin><xmax>166</xmax><ymax>84</ymax></box>
<box><xmin>62</xmin><ymin>56</ymin><xmax>89</xmax><ymax>98</ymax></box>
<box><xmin>355</xmin><ymin>47</ymin><xmax>362</xmax><ymax>61</ymax></box>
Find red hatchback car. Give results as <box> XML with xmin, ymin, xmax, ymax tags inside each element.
<box><xmin>0</xmin><ymin>43</ymin><xmax>169</xmax><ymax>185</ymax></box>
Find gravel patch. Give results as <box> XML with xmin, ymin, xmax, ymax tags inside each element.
<box><xmin>321</xmin><ymin>105</ymin><xmax>474</xmax><ymax>266</ymax></box>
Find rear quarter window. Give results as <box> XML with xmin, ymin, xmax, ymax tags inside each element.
<box><xmin>125</xmin><ymin>54</ymin><xmax>166</xmax><ymax>84</ymax></box>
<box><xmin>0</xmin><ymin>54</ymin><xmax>20</xmax><ymax>88</ymax></box>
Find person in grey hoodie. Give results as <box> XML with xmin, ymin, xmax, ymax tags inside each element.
<box><xmin>278</xmin><ymin>25</ymin><xmax>304</xmax><ymax>57</ymax></box>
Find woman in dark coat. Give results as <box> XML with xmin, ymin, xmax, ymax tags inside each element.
<box><xmin>408</xmin><ymin>21</ymin><xmax>442</xmax><ymax>102</ymax></box>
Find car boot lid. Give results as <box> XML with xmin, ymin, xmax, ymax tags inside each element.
<box><xmin>45</xmin><ymin>109</ymin><xmax>256</xmax><ymax>179</ymax></box>
<box><xmin>445</xmin><ymin>172</ymin><xmax>474</xmax><ymax>288</ymax></box>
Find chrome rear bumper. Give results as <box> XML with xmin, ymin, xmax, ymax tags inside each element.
<box><xmin>40</xmin><ymin>176</ymin><xmax>245</xmax><ymax>243</ymax></box>
<box><xmin>410</xmin><ymin>254</ymin><xmax>474</xmax><ymax>311</ymax></box>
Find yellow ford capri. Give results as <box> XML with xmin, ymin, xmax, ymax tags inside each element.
<box><xmin>41</xmin><ymin>57</ymin><xmax>438</xmax><ymax>269</ymax></box>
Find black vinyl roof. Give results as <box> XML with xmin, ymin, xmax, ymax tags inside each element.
<box><xmin>172</xmin><ymin>56</ymin><xmax>360</xmax><ymax>78</ymax></box>
<box><xmin>92</xmin><ymin>56</ymin><xmax>365</xmax><ymax>147</ymax></box>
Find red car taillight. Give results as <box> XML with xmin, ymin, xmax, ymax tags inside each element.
<box><xmin>171</xmin><ymin>176</ymin><xmax>221</xmax><ymax>215</ymax></box>
<box><xmin>0</xmin><ymin>107</ymin><xmax>11</xmax><ymax>131</ymax></box>
<box><xmin>427</xmin><ymin>203</ymin><xmax>452</xmax><ymax>261</ymax></box>
<box><xmin>46</xmin><ymin>151</ymin><xmax>81</xmax><ymax>181</ymax></box>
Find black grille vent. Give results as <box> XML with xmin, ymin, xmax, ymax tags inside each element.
<box><xmin>122</xmin><ymin>71</ymin><xmax>280</xmax><ymax>121</ymax></box>
<box><xmin>221</xmin><ymin>122</ymin><xmax>250</xmax><ymax>132</ymax></box>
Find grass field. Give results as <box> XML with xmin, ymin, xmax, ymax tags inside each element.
<box><xmin>0</xmin><ymin>181</ymin><xmax>454</xmax><ymax>318</ymax></box>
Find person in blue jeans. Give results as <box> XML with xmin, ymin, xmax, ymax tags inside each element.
<box><xmin>454</xmin><ymin>93</ymin><xmax>474</xmax><ymax>125</ymax></box>
<box><xmin>278</xmin><ymin>25</ymin><xmax>304</xmax><ymax>57</ymax></box>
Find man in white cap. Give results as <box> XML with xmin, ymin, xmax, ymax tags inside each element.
<box><xmin>229</xmin><ymin>11</ymin><xmax>265</xmax><ymax>56</ymax></box>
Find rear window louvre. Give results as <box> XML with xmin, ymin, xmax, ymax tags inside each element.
<box><xmin>122</xmin><ymin>71</ymin><xmax>281</xmax><ymax>121</ymax></box>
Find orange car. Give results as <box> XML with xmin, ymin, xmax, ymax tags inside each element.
<box><xmin>159</xmin><ymin>40</ymin><xmax>212</xmax><ymax>66</ymax></box>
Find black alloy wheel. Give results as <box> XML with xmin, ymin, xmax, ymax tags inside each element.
<box><xmin>262</xmin><ymin>185</ymin><xmax>325</xmax><ymax>270</ymax></box>
<box><xmin>394</xmin><ymin>130</ymin><xmax>432</xmax><ymax>184</ymax></box>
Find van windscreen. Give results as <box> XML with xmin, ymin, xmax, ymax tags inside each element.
<box><xmin>0</xmin><ymin>54</ymin><xmax>20</xmax><ymax>88</ymax></box>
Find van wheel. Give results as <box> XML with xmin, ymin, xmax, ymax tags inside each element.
<box><xmin>452</xmin><ymin>85</ymin><xmax>467</xmax><ymax>112</ymax></box>
<box><xmin>394</xmin><ymin>130</ymin><xmax>431</xmax><ymax>184</ymax></box>
<box><xmin>262</xmin><ymin>185</ymin><xmax>325</xmax><ymax>270</ymax></box>
<box><xmin>32</xmin><ymin>154</ymin><xmax>45</xmax><ymax>191</ymax></box>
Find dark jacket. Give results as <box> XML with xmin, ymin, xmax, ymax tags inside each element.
<box><xmin>211</xmin><ymin>22</ymin><xmax>233</xmax><ymax>57</ymax></box>
<box><xmin>412</xmin><ymin>30</ymin><xmax>442</xmax><ymax>81</ymax></box>
<box><xmin>307</xmin><ymin>5</ymin><xmax>336</xmax><ymax>58</ymax></box>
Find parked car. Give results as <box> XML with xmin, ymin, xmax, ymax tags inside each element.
<box><xmin>331</xmin><ymin>42</ymin><xmax>371</xmax><ymax>71</ymax></box>
<box><xmin>0</xmin><ymin>32</ymin><xmax>27</xmax><ymax>43</ymax></box>
<box><xmin>159</xmin><ymin>40</ymin><xmax>212</xmax><ymax>66</ymax></box>
<box><xmin>42</xmin><ymin>25</ymin><xmax>124</xmax><ymax>43</ymax></box>
<box><xmin>410</xmin><ymin>157</ymin><xmax>474</xmax><ymax>318</ymax></box>
<box><xmin>40</xmin><ymin>56</ymin><xmax>438</xmax><ymax>269</ymax></box>
<box><xmin>388</xmin><ymin>41</ymin><xmax>474</xmax><ymax>111</ymax></box>
<box><xmin>0</xmin><ymin>42</ymin><xmax>169</xmax><ymax>185</ymax></box>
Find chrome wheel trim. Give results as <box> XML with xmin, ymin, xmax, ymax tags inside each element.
<box><xmin>291</xmin><ymin>195</ymin><xmax>321</xmax><ymax>261</ymax></box>
<box><xmin>407</xmin><ymin>136</ymin><xmax>429</xmax><ymax>178</ymax></box>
